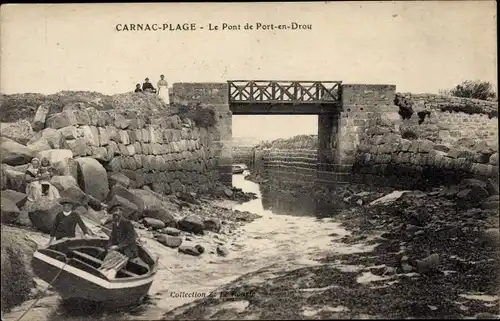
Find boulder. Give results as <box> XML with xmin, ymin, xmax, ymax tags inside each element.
<box><xmin>16</xmin><ymin>210</ymin><xmax>32</xmax><ymax>227</ymax></box>
<box><xmin>31</xmin><ymin>128</ymin><xmax>66</xmax><ymax>149</ymax></box>
<box><xmin>223</xmin><ymin>188</ymin><xmax>233</xmax><ymax>198</ymax></box>
<box><xmin>487</xmin><ymin>178</ymin><xmax>499</xmax><ymax>196</ymax></box>
<box><xmin>155</xmin><ymin>234</ymin><xmax>183</xmax><ymax>248</ymax></box>
<box><xmin>66</xmin><ymin>138</ymin><xmax>88</xmax><ymax>157</ymax></box>
<box><xmin>0</xmin><ymin>137</ymin><xmax>34</xmax><ymax>165</ymax></box>
<box><xmin>216</xmin><ymin>245</ymin><xmax>229</xmax><ymax>257</ymax></box>
<box><xmin>0</xmin><ymin>196</ymin><xmax>21</xmax><ymax>223</ymax></box>
<box><xmin>26</xmin><ymin>198</ymin><xmax>63</xmax><ymax>233</ymax></box>
<box><xmin>63</xmin><ymin>103</ymin><xmax>91</xmax><ymax>125</ymax></box>
<box><xmin>489</xmin><ymin>153</ymin><xmax>499</xmax><ymax>166</ymax></box>
<box><xmin>177</xmin><ymin>192</ymin><xmax>200</xmax><ymax>205</ymax></box>
<box><xmin>0</xmin><ymin>189</ymin><xmax>27</xmax><ymax>208</ymax></box>
<box><xmin>98</xmin><ymin>127</ymin><xmax>110</xmax><ymax>146</ymax></box>
<box><xmin>108</xmin><ymin>194</ymin><xmax>139</xmax><ymax>220</ymax></box>
<box><xmin>115</xmin><ymin>116</ymin><xmax>132</xmax><ymax>130</ymax></box>
<box><xmin>195</xmin><ymin>244</ymin><xmax>205</xmax><ymax>254</ymax></box>
<box><xmin>178</xmin><ymin>215</ymin><xmax>204</xmax><ymax>234</ymax></box>
<box><xmin>81</xmin><ymin>125</ymin><xmax>100</xmax><ymax>146</ymax></box>
<box><xmin>178</xmin><ymin>243</ymin><xmax>202</xmax><ymax>256</ymax></box>
<box><xmin>457</xmin><ymin>186</ymin><xmax>489</xmax><ymax>202</ymax></box>
<box><xmin>0</xmin><ymin>120</ymin><xmax>34</xmax><ymax>145</ymax></box>
<box><xmin>59</xmin><ymin>185</ymin><xmax>90</xmax><ymax>208</ymax></box>
<box><xmin>50</xmin><ymin>175</ymin><xmax>78</xmax><ymax>191</ymax></box>
<box><xmin>164</xmin><ymin>227</ymin><xmax>181</xmax><ymax>236</ymax></box>
<box><xmin>144</xmin><ymin>208</ymin><xmax>176</xmax><ymax>227</ymax></box>
<box><xmin>459</xmin><ymin>178</ymin><xmax>487</xmax><ymax>190</ymax></box>
<box><xmin>32</xmin><ymin>103</ymin><xmax>50</xmax><ymax>131</ymax></box>
<box><xmin>91</xmin><ymin>146</ymin><xmax>109</xmax><ymax>162</ymax></box>
<box><xmin>129</xmin><ymin>188</ymin><xmax>175</xmax><ymax>215</ymax></box>
<box><xmin>74</xmin><ymin>157</ymin><xmax>109</xmax><ymax>201</ymax></box>
<box><xmin>416</xmin><ymin>254</ymin><xmax>440</xmax><ymax>274</ymax></box>
<box><xmin>27</xmin><ymin>137</ymin><xmax>51</xmax><ymax>154</ymax></box>
<box><xmin>142</xmin><ymin>217</ymin><xmax>165</xmax><ymax>229</ymax></box>
<box><xmin>108</xmin><ymin>185</ymin><xmax>144</xmax><ymax>220</ymax></box>
<box><xmin>203</xmin><ymin>218</ymin><xmax>222</xmax><ymax>233</ymax></box>
<box><xmin>482</xmin><ymin>195</ymin><xmax>499</xmax><ymax>210</ymax></box>
<box><xmin>2</xmin><ymin>168</ymin><xmax>25</xmax><ymax>192</ymax></box>
<box><xmin>59</xmin><ymin>126</ymin><xmax>79</xmax><ymax>140</ymax></box>
<box><xmin>83</xmin><ymin>207</ymin><xmax>106</xmax><ymax>224</ymax></box>
<box><xmin>36</xmin><ymin>149</ymin><xmax>73</xmax><ymax>176</ymax></box>
<box><xmin>108</xmin><ymin>172</ymin><xmax>131</xmax><ymax>189</ymax></box>
<box><xmin>45</xmin><ymin>110</ymin><xmax>78</xmax><ymax>129</ymax></box>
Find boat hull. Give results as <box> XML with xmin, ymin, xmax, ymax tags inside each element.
<box><xmin>31</xmin><ymin>239</ymin><xmax>157</xmax><ymax>307</ymax></box>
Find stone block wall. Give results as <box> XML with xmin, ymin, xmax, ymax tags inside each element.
<box><xmin>395</xmin><ymin>93</ymin><xmax>498</xmax><ymax>149</ymax></box>
<box><xmin>232</xmin><ymin>146</ymin><xmax>254</xmax><ymax>165</ymax></box>
<box><xmin>29</xmin><ymin>106</ymin><xmax>220</xmax><ymax>195</ymax></box>
<box><xmin>172</xmin><ymin>83</ymin><xmax>232</xmax><ymax>187</ymax></box>
<box><xmin>316</xmin><ymin>84</ymin><xmax>401</xmax><ymax>183</ymax></box>
<box><xmin>250</xmin><ymin>148</ymin><xmax>318</xmax><ymax>188</ymax></box>
<box><xmin>353</xmin><ymin>119</ymin><xmax>499</xmax><ymax>189</ymax></box>
<box><xmin>258</xmin><ymin>148</ymin><xmax>318</xmax><ymax>216</ymax></box>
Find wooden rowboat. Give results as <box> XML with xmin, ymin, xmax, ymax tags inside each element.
<box><xmin>31</xmin><ymin>237</ymin><xmax>158</xmax><ymax>307</ymax></box>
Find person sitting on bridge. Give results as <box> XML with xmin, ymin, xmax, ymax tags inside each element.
<box><xmin>48</xmin><ymin>198</ymin><xmax>90</xmax><ymax>245</ymax></box>
<box><xmin>142</xmin><ymin>78</ymin><xmax>156</xmax><ymax>93</ymax></box>
<box><xmin>134</xmin><ymin>83</ymin><xmax>143</xmax><ymax>93</ymax></box>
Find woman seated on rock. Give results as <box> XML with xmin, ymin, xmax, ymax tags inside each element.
<box><xmin>25</xmin><ymin>157</ymin><xmax>60</xmax><ymax>202</ymax></box>
<box><xmin>39</xmin><ymin>158</ymin><xmax>60</xmax><ymax>200</ymax></box>
<box><xmin>25</xmin><ymin>158</ymin><xmax>43</xmax><ymax>201</ymax></box>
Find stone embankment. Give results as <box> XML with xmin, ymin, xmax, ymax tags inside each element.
<box><xmin>247</xmin><ymin>93</ymin><xmax>498</xmax><ymax>189</ymax></box>
<box><xmin>353</xmin><ymin>117</ymin><xmax>498</xmax><ymax>189</ymax></box>
<box><xmin>1</xmin><ymin>102</ymin><xmax>221</xmax><ymax>196</ymax></box>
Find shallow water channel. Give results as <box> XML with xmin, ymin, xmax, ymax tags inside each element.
<box><xmin>4</xmin><ymin>173</ymin><xmax>377</xmax><ymax>321</ymax></box>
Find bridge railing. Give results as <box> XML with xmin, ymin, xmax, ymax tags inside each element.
<box><xmin>227</xmin><ymin>80</ymin><xmax>342</xmax><ymax>104</ymax></box>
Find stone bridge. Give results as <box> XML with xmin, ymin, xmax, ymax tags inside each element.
<box><xmin>172</xmin><ymin>81</ymin><xmax>401</xmax><ymax>187</ymax></box>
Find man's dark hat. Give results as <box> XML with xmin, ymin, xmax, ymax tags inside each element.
<box><xmin>109</xmin><ymin>203</ymin><xmax>125</xmax><ymax>214</ymax></box>
<box><xmin>59</xmin><ymin>197</ymin><xmax>78</xmax><ymax>207</ymax></box>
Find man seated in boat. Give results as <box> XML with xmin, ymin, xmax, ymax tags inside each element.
<box><xmin>48</xmin><ymin>198</ymin><xmax>90</xmax><ymax>245</ymax></box>
<box><xmin>107</xmin><ymin>204</ymin><xmax>141</xmax><ymax>263</ymax></box>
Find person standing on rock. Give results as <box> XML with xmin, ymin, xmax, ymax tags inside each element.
<box><xmin>157</xmin><ymin>74</ymin><xmax>170</xmax><ymax>104</ymax></box>
<box><xmin>48</xmin><ymin>198</ymin><xmax>90</xmax><ymax>245</ymax></box>
<box><xmin>134</xmin><ymin>84</ymin><xmax>143</xmax><ymax>93</ymax></box>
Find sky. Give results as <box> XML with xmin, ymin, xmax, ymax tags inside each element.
<box><xmin>1</xmin><ymin>2</ymin><xmax>497</xmax><ymax>140</ymax></box>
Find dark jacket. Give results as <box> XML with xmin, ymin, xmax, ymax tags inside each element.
<box><xmin>142</xmin><ymin>82</ymin><xmax>155</xmax><ymax>92</ymax></box>
<box><xmin>108</xmin><ymin>219</ymin><xmax>139</xmax><ymax>259</ymax></box>
<box><xmin>51</xmin><ymin>211</ymin><xmax>89</xmax><ymax>240</ymax></box>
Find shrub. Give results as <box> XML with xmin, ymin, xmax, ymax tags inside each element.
<box><xmin>1</xmin><ymin>246</ymin><xmax>33</xmax><ymax>312</ymax></box>
<box><xmin>440</xmin><ymin>80</ymin><xmax>497</xmax><ymax>101</ymax></box>
<box><xmin>175</xmin><ymin>103</ymin><xmax>216</xmax><ymax>128</ymax></box>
